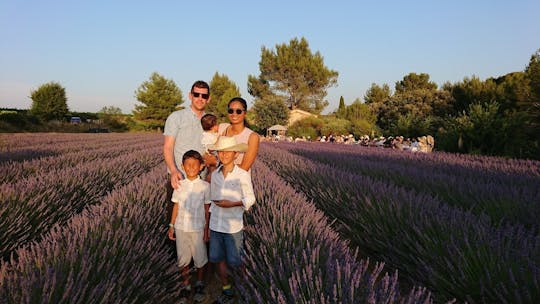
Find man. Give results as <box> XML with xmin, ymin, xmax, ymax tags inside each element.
<box><xmin>163</xmin><ymin>80</ymin><xmax>212</xmax><ymax>303</ymax></box>
<box><xmin>164</xmin><ymin>80</ymin><xmax>211</xmax><ymax>190</ymax></box>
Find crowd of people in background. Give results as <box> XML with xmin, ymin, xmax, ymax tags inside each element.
<box><xmin>263</xmin><ymin>133</ymin><xmax>435</xmax><ymax>153</ymax></box>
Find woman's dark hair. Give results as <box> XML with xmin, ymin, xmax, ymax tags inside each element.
<box><xmin>182</xmin><ymin>149</ymin><xmax>204</xmax><ymax>164</ymax></box>
<box><xmin>228</xmin><ymin>97</ymin><xmax>247</xmax><ymax>110</ymax></box>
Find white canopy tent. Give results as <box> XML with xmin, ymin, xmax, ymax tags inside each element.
<box><xmin>267</xmin><ymin>124</ymin><xmax>288</xmax><ymax>137</ymax></box>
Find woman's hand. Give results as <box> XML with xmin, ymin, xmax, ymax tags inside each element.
<box><xmin>203</xmin><ymin>152</ymin><xmax>218</xmax><ymax>167</ymax></box>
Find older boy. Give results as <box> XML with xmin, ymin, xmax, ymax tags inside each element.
<box><xmin>207</xmin><ymin>136</ymin><xmax>255</xmax><ymax>303</ymax></box>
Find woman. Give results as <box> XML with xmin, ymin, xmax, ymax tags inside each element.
<box><xmin>218</xmin><ymin>97</ymin><xmax>260</xmax><ymax>172</ymax></box>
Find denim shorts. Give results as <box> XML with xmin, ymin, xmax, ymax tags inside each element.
<box><xmin>209</xmin><ymin>230</ymin><xmax>243</xmax><ymax>266</ymax></box>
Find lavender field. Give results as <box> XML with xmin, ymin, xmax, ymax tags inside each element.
<box><xmin>1</xmin><ymin>133</ymin><xmax>538</xmax><ymax>303</ymax></box>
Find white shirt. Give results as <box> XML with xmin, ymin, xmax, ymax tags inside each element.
<box><xmin>171</xmin><ymin>177</ymin><xmax>211</xmax><ymax>232</ymax></box>
<box><xmin>209</xmin><ymin>165</ymin><xmax>255</xmax><ymax>233</ymax></box>
<box><xmin>201</xmin><ymin>131</ymin><xmax>219</xmax><ymax>152</ymax></box>
<box><xmin>163</xmin><ymin>108</ymin><xmax>205</xmax><ymax>173</ymax></box>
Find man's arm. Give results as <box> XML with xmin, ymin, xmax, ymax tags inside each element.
<box><xmin>163</xmin><ymin>135</ymin><xmax>182</xmax><ymax>188</ymax></box>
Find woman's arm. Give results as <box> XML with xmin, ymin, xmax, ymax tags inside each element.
<box><xmin>239</xmin><ymin>132</ymin><xmax>260</xmax><ymax>171</ymax></box>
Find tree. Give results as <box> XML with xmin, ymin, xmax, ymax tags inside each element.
<box><xmin>287</xmin><ymin>116</ymin><xmax>324</xmax><ymax>140</ymax></box>
<box><xmin>248</xmin><ymin>37</ymin><xmax>338</xmax><ymax>114</ymax></box>
<box><xmin>99</xmin><ymin>106</ymin><xmax>123</xmax><ymax>115</ymax></box>
<box><xmin>379</xmin><ymin>73</ymin><xmax>451</xmax><ymax>136</ymax></box>
<box><xmin>98</xmin><ymin>106</ymin><xmax>128</xmax><ymax>132</ymax></box>
<box><xmin>444</xmin><ymin>76</ymin><xmax>501</xmax><ymax>115</ymax></box>
<box><xmin>30</xmin><ymin>82</ymin><xmax>69</xmax><ymax>121</ymax></box>
<box><xmin>252</xmin><ymin>96</ymin><xmax>290</xmax><ymax>131</ymax></box>
<box><xmin>345</xmin><ymin>99</ymin><xmax>377</xmax><ymax>124</ymax></box>
<box><xmin>364</xmin><ymin>83</ymin><xmax>391</xmax><ymax>123</ymax></box>
<box><xmin>208</xmin><ymin>72</ymin><xmax>241</xmax><ymax>121</ymax></box>
<box><xmin>525</xmin><ymin>49</ymin><xmax>540</xmax><ymax>100</ymax></box>
<box><xmin>395</xmin><ymin>72</ymin><xmax>437</xmax><ymax>94</ymax></box>
<box><xmin>343</xmin><ymin>99</ymin><xmax>378</xmax><ymax>137</ymax></box>
<box><xmin>321</xmin><ymin>117</ymin><xmax>351</xmax><ymax>137</ymax></box>
<box><xmin>335</xmin><ymin>96</ymin><xmax>347</xmax><ymax>118</ymax></box>
<box><xmin>364</xmin><ymin>83</ymin><xmax>391</xmax><ymax>105</ymax></box>
<box><xmin>133</xmin><ymin>72</ymin><xmax>183</xmax><ymax>130</ymax></box>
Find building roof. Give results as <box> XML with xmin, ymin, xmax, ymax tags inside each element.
<box><xmin>268</xmin><ymin>124</ymin><xmax>288</xmax><ymax>131</ymax></box>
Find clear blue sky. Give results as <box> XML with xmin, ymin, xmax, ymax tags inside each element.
<box><xmin>1</xmin><ymin>0</ymin><xmax>539</xmax><ymax>114</ymax></box>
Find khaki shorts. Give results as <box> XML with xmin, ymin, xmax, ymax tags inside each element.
<box><xmin>174</xmin><ymin>229</ymin><xmax>208</xmax><ymax>268</ymax></box>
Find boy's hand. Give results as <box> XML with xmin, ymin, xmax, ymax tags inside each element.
<box><xmin>203</xmin><ymin>227</ymin><xmax>209</xmax><ymax>242</ymax></box>
<box><xmin>167</xmin><ymin>227</ymin><xmax>175</xmax><ymax>240</ymax></box>
<box><xmin>214</xmin><ymin>199</ymin><xmax>238</xmax><ymax>208</ymax></box>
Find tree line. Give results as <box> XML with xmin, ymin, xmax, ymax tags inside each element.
<box><xmin>2</xmin><ymin>37</ymin><xmax>538</xmax><ymax>159</ymax></box>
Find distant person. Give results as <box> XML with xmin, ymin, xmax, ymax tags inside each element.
<box><xmin>167</xmin><ymin>150</ymin><xmax>211</xmax><ymax>303</ymax></box>
<box><xmin>207</xmin><ymin>136</ymin><xmax>255</xmax><ymax>303</ymax></box>
<box><xmin>218</xmin><ymin>97</ymin><xmax>260</xmax><ymax>172</ymax></box>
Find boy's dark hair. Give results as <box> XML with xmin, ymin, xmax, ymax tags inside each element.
<box><xmin>191</xmin><ymin>80</ymin><xmax>210</xmax><ymax>94</ymax></box>
<box><xmin>182</xmin><ymin>150</ymin><xmax>204</xmax><ymax>164</ymax></box>
<box><xmin>201</xmin><ymin>113</ymin><xmax>218</xmax><ymax>131</ymax></box>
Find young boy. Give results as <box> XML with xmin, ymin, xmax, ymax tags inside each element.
<box><xmin>167</xmin><ymin>150</ymin><xmax>211</xmax><ymax>303</ymax></box>
<box><xmin>207</xmin><ymin>136</ymin><xmax>256</xmax><ymax>303</ymax></box>
<box><xmin>200</xmin><ymin>113</ymin><xmax>220</xmax><ymax>181</ymax></box>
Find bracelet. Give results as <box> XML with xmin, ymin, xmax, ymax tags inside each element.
<box><xmin>168</xmin><ymin>223</ymin><xmax>174</xmax><ymax>228</ymax></box>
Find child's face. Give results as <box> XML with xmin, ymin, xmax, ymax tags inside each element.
<box><xmin>210</xmin><ymin>125</ymin><xmax>219</xmax><ymax>133</ymax></box>
<box><xmin>181</xmin><ymin>157</ymin><xmax>203</xmax><ymax>180</ymax></box>
<box><xmin>217</xmin><ymin>150</ymin><xmax>237</xmax><ymax>166</ymax></box>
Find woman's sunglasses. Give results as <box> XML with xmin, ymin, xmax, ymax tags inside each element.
<box><xmin>192</xmin><ymin>92</ymin><xmax>209</xmax><ymax>99</ymax></box>
<box><xmin>228</xmin><ymin>108</ymin><xmax>245</xmax><ymax>115</ymax></box>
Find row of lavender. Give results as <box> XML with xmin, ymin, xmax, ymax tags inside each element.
<box><xmin>238</xmin><ymin>161</ymin><xmax>434</xmax><ymax>303</ymax></box>
<box><xmin>0</xmin><ymin>133</ymin><xmax>156</xmax><ymax>163</ymax></box>
<box><xmin>1</xmin><ymin>133</ymin><xmax>436</xmax><ymax>303</ymax></box>
<box><xmin>0</xmin><ymin>134</ymin><xmax>164</xmax><ymax>261</ymax></box>
<box><xmin>287</xmin><ymin>142</ymin><xmax>540</xmax><ymax>233</ymax></box>
<box><xmin>1</xmin><ymin>134</ymin><xmax>162</xmax><ymax>184</ymax></box>
<box><xmin>1</xmin><ymin>166</ymin><xmax>184</xmax><ymax>303</ymax></box>
<box><xmin>258</xmin><ymin>143</ymin><xmax>539</xmax><ymax>303</ymax></box>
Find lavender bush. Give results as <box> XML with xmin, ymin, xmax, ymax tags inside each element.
<box><xmin>258</xmin><ymin>143</ymin><xmax>539</xmax><ymax>303</ymax></box>
<box><xmin>0</xmin><ymin>142</ymin><xmax>163</xmax><ymax>261</ymax></box>
<box><xmin>285</xmin><ymin>142</ymin><xmax>540</xmax><ymax>233</ymax></box>
<box><xmin>0</xmin><ymin>134</ymin><xmax>162</xmax><ymax>184</ymax></box>
<box><xmin>0</xmin><ymin>166</ymin><xmax>182</xmax><ymax>304</ymax></box>
<box><xmin>3</xmin><ymin>133</ymin><xmax>537</xmax><ymax>303</ymax></box>
<box><xmin>236</xmin><ymin>161</ymin><xmax>436</xmax><ymax>303</ymax></box>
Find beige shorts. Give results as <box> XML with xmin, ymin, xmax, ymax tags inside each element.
<box><xmin>174</xmin><ymin>229</ymin><xmax>208</xmax><ymax>268</ymax></box>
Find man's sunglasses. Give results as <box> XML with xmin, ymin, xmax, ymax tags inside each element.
<box><xmin>228</xmin><ymin>108</ymin><xmax>245</xmax><ymax>115</ymax></box>
<box><xmin>192</xmin><ymin>92</ymin><xmax>209</xmax><ymax>99</ymax></box>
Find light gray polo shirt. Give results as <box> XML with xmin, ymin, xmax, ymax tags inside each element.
<box><xmin>163</xmin><ymin>108</ymin><xmax>205</xmax><ymax>173</ymax></box>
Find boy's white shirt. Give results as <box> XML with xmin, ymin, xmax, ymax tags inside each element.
<box><xmin>209</xmin><ymin>165</ymin><xmax>255</xmax><ymax>234</ymax></box>
<box><xmin>171</xmin><ymin>177</ymin><xmax>211</xmax><ymax>232</ymax></box>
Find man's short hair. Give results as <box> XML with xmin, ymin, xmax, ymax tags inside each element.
<box><xmin>191</xmin><ymin>80</ymin><xmax>210</xmax><ymax>94</ymax></box>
